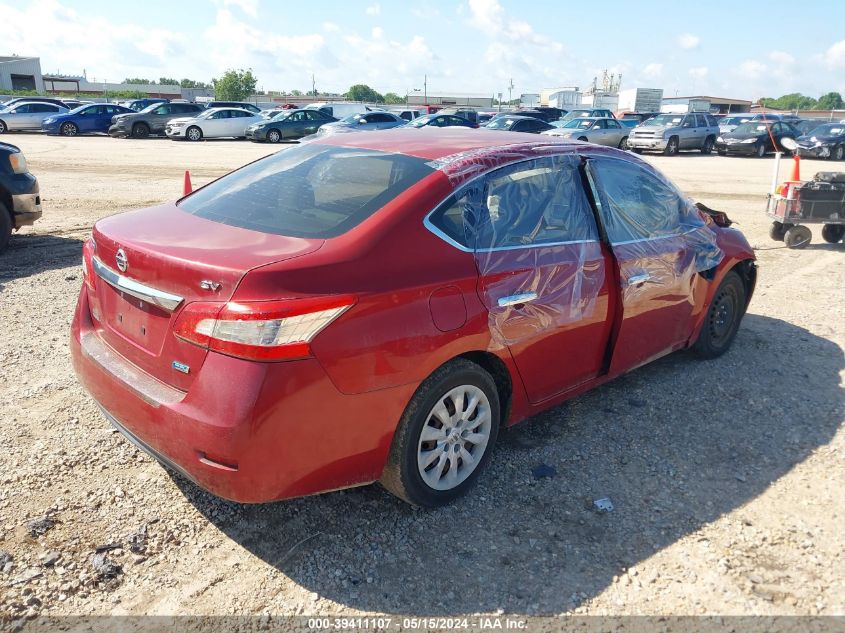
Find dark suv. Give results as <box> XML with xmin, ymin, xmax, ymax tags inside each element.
<box><xmin>0</xmin><ymin>142</ymin><xmax>40</xmax><ymax>253</ymax></box>
<box><xmin>109</xmin><ymin>102</ymin><xmax>205</xmax><ymax>138</ymax></box>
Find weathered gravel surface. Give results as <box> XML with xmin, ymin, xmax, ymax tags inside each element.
<box><xmin>1</xmin><ymin>135</ymin><xmax>843</xmax><ymax>619</ymax></box>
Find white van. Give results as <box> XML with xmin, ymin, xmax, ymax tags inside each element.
<box><xmin>305</xmin><ymin>101</ymin><xmax>371</xmax><ymax>119</ymax></box>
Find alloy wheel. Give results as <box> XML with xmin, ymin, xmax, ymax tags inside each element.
<box><xmin>268</xmin><ymin>129</ymin><xmax>281</xmax><ymax>143</ymax></box>
<box><xmin>416</xmin><ymin>385</ymin><xmax>492</xmax><ymax>491</ymax></box>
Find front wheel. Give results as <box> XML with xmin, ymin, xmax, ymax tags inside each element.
<box><xmin>821</xmin><ymin>224</ymin><xmax>845</xmax><ymax>243</ymax></box>
<box><xmin>663</xmin><ymin>136</ymin><xmax>679</xmax><ymax>156</ymax></box>
<box><xmin>0</xmin><ymin>203</ymin><xmax>12</xmax><ymax>253</ymax></box>
<box><xmin>701</xmin><ymin>135</ymin><xmax>715</xmax><ymax>154</ymax></box>
<box><xmin>832</xmin><ymin>145</ymin><xmax>845</xmax><ymax>161</ymax></box>
<box><xmin>755</xmin><ymin>143</ymin><xmax>766</xmax><ymax>158</ymax></box>
<box><xmin>186</xmin><ymin>126</ymin><xmax>203</xmax><ymax>142</ymax></box>
<box><xmin>769</xmin><ymin>221</ymin><xmax>787</xmax><ymax>241</ymax></box>
<box><xmin>267</xmin><ymin>128</ymin><xmax>282</xmax><ymax>143</ymax></box>
<box><xmin>0</xmin><ymin>120</ymin><xmax>7</xmax><ymax>134</ymax></box>
<box><xmin>693</xmin><ymin>270</ymin><xmax>747</xmax><ymax>359</ymax></box>
<box><xmin>60</xmin><ymin>122</ymin><xmax>78</xmax><ymax>137</ymax></box>
<box><xmin>381</xmin><ymin>359</ymin><xmax>500</xmax><ymax>507</ymax></box>
<box><xmin>784</xmin><ymin>224</ymin><xmax>812</xmax><ymax>249</ymax></box>
<box><xmin>132</xmin><ymin>123</ymin><xmax>150</xmax><ymax>139</ymax></box>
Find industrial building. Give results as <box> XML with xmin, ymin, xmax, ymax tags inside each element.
<box><xmin>406</xmin><ymin>92</ymin><xmax>493</xmax><ymax>108</ymax></box>
<box><xmin>42</xmin><ymin>75</ymin><xmax>182</xmax><ymax>98</ymax></box>
<box><xmin>0</xmin><ymin>56</ymin><xmax>45</xmax><ymax>93</ymax></box>
<box><xmin>661</xmin><ymin>95</ymin><xmax>752</xmax><ymax>114</ymax></box>
<box><xmin>540</xmin><ymin>87</ymin><xmax>582</xmax><ymax>110</ymax></box>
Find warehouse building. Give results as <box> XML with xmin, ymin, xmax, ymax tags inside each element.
<box><xmin>0</xmin><ymin>55</ymin><xmax>45</xmax><ymax>93</ymax></box>
<box><xmin>406</xmin><ymin>92</ymin><xmax>493</xmax><ymax>108</ymax></box>
<box><xmin>662</xmin><ymin>95</ymin><xmax>752</xmax><ymax>114</ymax></box>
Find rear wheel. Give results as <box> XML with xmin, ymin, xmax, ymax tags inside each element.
<box><xmin>821</xmin><ymin>224</ymin><xmax>845</xmax><ymax>243</ymax></box>
<box><xmin>577</xmin><ymin>136</ymin><xmax>588</xmax><ymax>142</ymax></box>
<box><xmin>784</xmin><ymin>224</ymin><xmax>812</xmax><ymax>248</ymax></box>
<box><xmin>132</xmin><ymin>123</ymin><xmax>150</xmax><ymax>139</ymax></box>
<box><xmin>701</xmin><ymin>135</ymin><xmax>715</xmax><ymax>154</ymax></box>
<box><xmin>186</xmin><ymin>126</ymin><xmax>202</xmax><ymax>142</ymax></box>
<box><xmin>663</xmin><ymin>136</ymin><xmax>679</xmax><ymax>156</ymax></box>
<box><xmin>693</xmin><ymin>270</ymin><xmax>747</xmax><ymax>359</ymax></box>
<box><xmin>267</xmin><ymin>128</ymin><xmax>282</xmax><ymax>143</ymax></box>
<box><xmin>381</xmin><ymin>359</ymin><xmax>500</xmax><ymax>507</ymax></box>
<box><xmin>755</xmin><ymin>142</ymin><xmax>766</xmax><ymax>158</ymax></box>
<box><xmin>0</xmin><ymin>120</ymin><xmax>7</xmax><ymax>134</ymax></box>
<box><xmin>618</xmin><ymin>136</ymin><xmax>629</xmax><ymax>150</ymax></box>
<box><xmin>769</xmin><ymin>221</ymin><xmax>787</xmax><ymax>241</ymax></box>
<box><xmin>0</xmin><ymin>202</ymin><xmax>11</xmax><ymax>253</ymax></box>
<box><xmin>832</xmin><ymin>145</ymin><xmax>845</xmax><ymax>161</ymax></box>
<box><xmin>60</xmin><ymin>122</ymin><xmax>78</xmax><ymax>137</ymax></box>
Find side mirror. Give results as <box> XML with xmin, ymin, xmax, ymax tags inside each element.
<box><xmin>358</xmin><ymin>118</ymin><xmax>367</xmax><ymax>124</ymax></box>
<box><xmin>780</xmin><ymin>137</ymin><xmax>798</xmax><ymax>151</ymax></box>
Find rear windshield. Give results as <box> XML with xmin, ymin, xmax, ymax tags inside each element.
<box><xmin>178</xmin><ymin>144</ymin><xmax>434</xmax><ymax>238</ymax></box>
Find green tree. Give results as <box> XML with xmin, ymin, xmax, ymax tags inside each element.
<box><xmin>123</xmin><ymin>78</ymin><xmax>152</xmax><ymax>85</ymax></box>
<box><xmin>346</xmin><ymin>84</ymin><xmax>384</xmax><ymax>103</ymax></box>
<box><xmin>383</xmin><ymin>92</ymin><xmax>404</xmax><ymax>104</ymax></box>
<box><xmin>180</xmin><ymin>78</ymin><xmax>209</xmax><ymax>89</ymax></box>
<box><xmin>158</xmin><ymin>77</ymin><xmax>179</xmax><ymax>85</ymax></box>
<box><xmin>816</xmin><ymin>92</ymin><xmax>844</xmax><ymax>110</ymax></box>
<box><xmin>290</xmin><ymin>89</ymin><xmax>303</xmax><ymax>96</ymax></box>
<box><xmin>760</xmin><ymin>93</ymin><xmax>817</xmax><ymax>110</ymax></box>
<box><xmin>212</xmin><ymin>69</ymin><xmax>258</xmax><ymax>101</ymax></box>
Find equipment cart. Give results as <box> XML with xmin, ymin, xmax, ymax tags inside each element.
<box><xmin>767</xmin><ymin>171</ymin><xmax>845</xmax><ymax>248</ymax></box>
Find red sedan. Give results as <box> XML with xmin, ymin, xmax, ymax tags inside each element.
<box><xmin>71</xmin><ymin>128</ymin><xmax>756</xmax><ymax>507</ymax></box>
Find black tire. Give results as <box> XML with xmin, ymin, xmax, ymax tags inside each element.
<box><xmin>631</xmin><ymin>147</ymin><xmax>643</xmax><ymax>154</ymax></box>
<box><xmin>718</xmin><ymin>150</ymin><xmax>727</xmax><ymax>156</ymax></box>
<box><xmin>381</xmin><ymin>359</ymin><xmax>501</xmax><ymax>507</ymax></box>
<box><xmin>832</xmin><ymin>145</ymin><xmax>845</xmax><ymax>161</ymax></box>
<box><xmin>618</xmin><ymin>136</ymin><xmax>629</xmax><ymax>150</ymax></box>
<box><xmin>663</xmin><ymin>136</ymin><xmax>679</xmax><ymax>156</ymax></box>
<box><xmin>701</xmin><ymin>135</ymin><xmax>715</xmax><ymax>154</ymax></box>
<box><xmin>784</xmin><ymin>225</ymin><xmax>812</xmax><ymax>249</ymax></box>
<box><xmin>267</xmin><ymin>129</ymin><xmax>282</xmax><ymax>143</ymax></box>
<box><xmin>60</xmin><ymin>122</ymin><xmax>78</xmax><ymax>137</ymax></box>
<box><xmin>769</xmin><ymin>221</ymin><xmax>787</xmax><ymax>241</ymax></box>
<box><xmin>0</xmin><ymin>202</ymin><xmax>11</xmax><ymax>253</ymax></box>
<box><xmin>132</xmin><ymin>123</ymin><xmax>150</xmax><ymax>139</ymax></box>
<box><xmin>577</xmin><ymin>136</ymin><xmax>588</xmax><ymax>142</ymax></box>
<box><xmin>0</xmin><ymin>120</ymin><xmax>7</xmax><ymax>134</ymax></box>
<box><xmin>186</xmin><ymin>126</ymin><xmax>203</xmax><ymax>142</ymax></box>
<box><xmin>693</xmin><ymin>270</ymin><xmax>747</xmax><ymax>359</ymax></box>
<box><xmin>755</xmin><ymin>142</ymin><xmax>766</xmax><ymax>158</ymax></box>
<box><xmin>821</xmin><ymin>224</ymin><xmax>845</xmax><ymax>243</ymax></box>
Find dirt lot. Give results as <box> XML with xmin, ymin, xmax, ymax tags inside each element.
<box><xmin>1</xmin><ymin>134</ymin><xmax>843</xmax><ymax>620</ymax></box>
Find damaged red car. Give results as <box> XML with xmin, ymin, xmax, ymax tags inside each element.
<box><xmin>71</xmin><ymin>128</ymin><xmax>756</xmax><ymax>507</ymax></box>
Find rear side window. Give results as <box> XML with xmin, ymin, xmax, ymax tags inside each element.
<box><xmin>179</xmin><ymin>144</ymin><xmax>434</xmax><ymax>238</ymax></box>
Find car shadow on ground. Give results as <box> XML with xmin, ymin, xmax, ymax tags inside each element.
<box><xmin>173</xmin><ymin>313</ymin><xmax>844</xmax><ymax>615</ymax></box>
<box><xmin>0</xmin><ymin>233</ymin><xmax>84</xmax><ymax>288</ymax></box>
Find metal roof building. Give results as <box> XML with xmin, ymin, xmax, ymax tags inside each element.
<box><xmin>0</xmin><ymin>56</ymin><xmax>44</xmax><ymax>93</ymax></box>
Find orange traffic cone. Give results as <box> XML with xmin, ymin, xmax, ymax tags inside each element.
<box><xmin>183</xmin><ymin>170</ymin><xmax>193</xmax><ymax>196</ymax></box>
<box><xmin>789</xmin><ymin>155</ymin><xmax>801</xmax><ymax>182</ymax></box>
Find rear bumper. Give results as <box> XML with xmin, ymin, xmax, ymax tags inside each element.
<box><xmin>70</xmin><ymin>286</ymin><xmax>413</xmax><ymax>503</ymax></box>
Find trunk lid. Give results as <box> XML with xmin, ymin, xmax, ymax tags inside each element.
<box><xmin>89</xmin><ymin>203</ymin><xmax>323</xmax><ymax>390</ymax></box>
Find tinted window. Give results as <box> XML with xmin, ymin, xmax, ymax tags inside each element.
<box><xmin>179</xmin><ymin>144</ymin><xmax>434</xmax><ymax>239</ymax></box>
<box><xmin>706</xmin><ymin>115</ymin><xmax>718</xmax><ymax>126</ymax></box>
<box><xmin>607</xmin><ymin>120</ymin><xmax>621</xmax><ymax>129</ymax></box>
<box><xmin>587</xmin><ymin>157</ymin><xmax>685</xmax><ymax>244</ymax></box>
<box><xmin>474</xmin><ymin>156</ymin><xmax>598</xmax><ymax>248</ymax></box>
<box><xmin>289</xmin><ymin>111</ymin><xmax>307</xmax><ymax>121</ymax></box>
<box><xmin>370</xmin><ymin>113</ymin><xmax>394</xmax><ymax>123</ymax></box>
<box><xmin>13</xmin><ymin>104</ymin><xmax>32</xmax><ymax>113</ymax></box>
<box><xmin>154</xmin><ymin>105</ymin><xmax>172</xmax><ymax>115</ymax></box>
<box><xmin>304</xmin><ymin>111</ymin><xmax>323</xmax><ymax>121</ymax></box>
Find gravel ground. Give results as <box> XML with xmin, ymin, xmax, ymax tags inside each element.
<box><xmin>0</xmin><ymin>134</ymin><xmax>843</xmax><ymax>620</ymax></box>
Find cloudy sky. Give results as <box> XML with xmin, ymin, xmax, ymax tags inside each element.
<box><xmin>2</xmin><ymin>0</ymin><xmax>844</xmax><ymax>100</ymax></box>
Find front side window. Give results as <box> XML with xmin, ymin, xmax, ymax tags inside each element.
<box><xmin>179</xmin><ymin>144</ymin><xmax>435</xmax><ymax>239</ymax></box>
<box><xmin>586</xmin><ymin>157</ymin><xmax>688</xmax><ymax>244</ymax></box>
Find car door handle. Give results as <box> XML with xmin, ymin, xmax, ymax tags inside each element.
<box><xmin>627</xmin><ymin>273</ymin><xmax>651</xmax><ymax>287</ymax></box>
<box><xmin>497</xmin><ymin>292</ymin><xmax>538</xmax><ymax>307</ymax></box>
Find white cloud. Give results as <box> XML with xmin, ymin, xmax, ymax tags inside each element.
<box><xmin>739</xmin><ymin>60</ymin><xmax>767</xmax><ymax>79</ymax></box>
<box><xmin>824</xmin><ymin>40</ymin><xmax>845</xmax><ymax>69</ymax></box>
<box><xmin>365</xmin><ymin>3</ymin><xmax>381</xmax><ymax>16</ymax></box>
<box><xmin>688</xmin><ymin>66</ymin><xmax>709</xmax><ymax>79</ymax></box>
<box><xmin>677</xmin><ymin>33</ymin><xmax>700</xmax><ymax>50</ymax></box>
<box><xmin>371</xmin><ymin>26</ymin><xmax>383</xmax><ymax>39</ymax></box>
<box><xmin>642</xmin><ymin>63</ymin><xmax>663</xmax><ymax>78</ymax></box>
<box><xmin>411</xmin><ymin>7</ymin><xmax>439</xmax><ymax>19</ymax></box>
<box><xmin>322</xmin><ymin>21</ymin><xmax>341</xmax><ymax>32</ymax></box>
<box><xmin>218</xmin><ymin>0</ymin><xmax>259</xmax><ymax>18</ymax></box>
<box><xmin>768</xmin><ymin>50</ymin><xmax>795</xmax><ymax>66</ymax></box>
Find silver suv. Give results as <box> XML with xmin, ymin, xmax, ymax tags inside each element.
<box><xmin>627</xmin><ymin>112</ymin><xmax>720</xmax><ymax>155</ymax></box>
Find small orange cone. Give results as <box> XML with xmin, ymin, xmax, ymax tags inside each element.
<box><xmin>789</xmin><ymin>155</ymin><xmax>801</xmax><ymax>182</ymax></box>
<box><xmin>183</xmin><ymin>170</ymin><xmax>193</xmax><ymax>196</ymax></box>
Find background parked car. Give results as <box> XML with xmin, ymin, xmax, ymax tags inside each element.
<box><xmin>121</xmin><ymin>98</ymin><xmax>168</xmax><ymax>112</ymax></box>
<box><xmin>245</xmin><ymin>108</ymin><xmax>337</xmax><ymax>143</ymax></box>
<box><xmin>482</xmin><ymin>115</ymin><xmax>554</xmax><ymax>133</ymax></box>
<box><xmin>166</xmin><ymin>108</ymin><xmax>264</xmax><ymax>141</ymax></box>
<box><xmin>1</xmin><ymin>97</ymin><xmax>70</xmax><ymax>109</ymax></box>
<box><xmin>0</xmin><ymin>142</ymin><xmax>40</xmax><ymax>252</ymax></box>
<box><xmin>628</xmin><ymin>112</ymin><xmax>720</xmax><ymax>155</ymax></box>
<box><xmin>108</xmin><ymin>102</ymin><xmax>204</xmax><ymax>138</ymax></box>
<box><xmin>715</xmin><ymin>121</ymin><xmax>800</xmax><ymax>157</ymax></box>
<box><xmin>795</xmin><ymin>123</ymin><xmax>845</xmax><ymax>161</ymax></box>
<box><xmin>489</xmin><ymin>109</ymin><xmax>559</xmax><ymax>123</ymax></box>
<box><xmin>204</xmin><ymin>101</ymin><xmax>262</xmax><ymax>114</ymax></box>
<box><xmin>618</xmin><ymin>111</ymin><xmax>659</xmax><ymax>123</ymax></box>
<box><xmin>0</xmin><ymin>102</ymin><xmax>68</xmax><ymax>133</ymax></box>
<box><xmin>406</xmin><ymin>113</ymin><xmax>478</xmax><ymax>128</ymax></box>
<box><xmin>60</xmin><ymin>100</ymin><xmax>90</xmax><ymax>110</ymax></box>
<box><xmin>542</xmin><ymin>117</ymin><xmax>629</xmax><ymax>148</ymax></box>
<box><xmin>562</xmin><ymin>108</ymin><xmax>616</xmax><ymax>122</ymax></box>
<box><xmin>41</xmin><ymin>103</ymin><xmax>134</xmax><ymax>136</ymax></box>
<box><xmin>389</xmin><ymin>108</ymin><xmax>423</xmax><ymax>121</ymax></box>
<box><xmin>792</xmin><ymin>119</ymin><xmax>826</xmax><ymax>137</ymax></box>
<box><xmin>320</xmin><ymin>111</ymin><xmax>406</xmax><ymax>132</ymax></box>
<box><xmin>305</xmin><ymin>101</ymin><xmax>370</xmax><ymax>118</ymax></box>
<box><xmin>438</xmin><ymin>108</ymin><xmax>480</xmax><ymax>124</ymax></box>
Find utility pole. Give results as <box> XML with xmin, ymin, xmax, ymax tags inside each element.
<box><xmin>508</xmin><ymin>78</ymin><xmax>514</xmax><ymax>107</ymax></box>
<box><xmin>424</xmin><ymin>74</ymin><xmax>427</xmax><ymax>105</ymax></box>
<box><xmin>311</xmin><ymin>73</ymin><xmax>316</xmax><ymax>97</ymax></box>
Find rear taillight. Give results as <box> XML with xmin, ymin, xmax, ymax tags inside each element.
<box><xmin>173</xmin><ymin>296</ymin><xmax>355</xmax><ymax>361</ymax></box>
<box><xmin>81</xmin><ymin>238</ymin><xmax>96</xmax><ymax>291</ymax></box>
